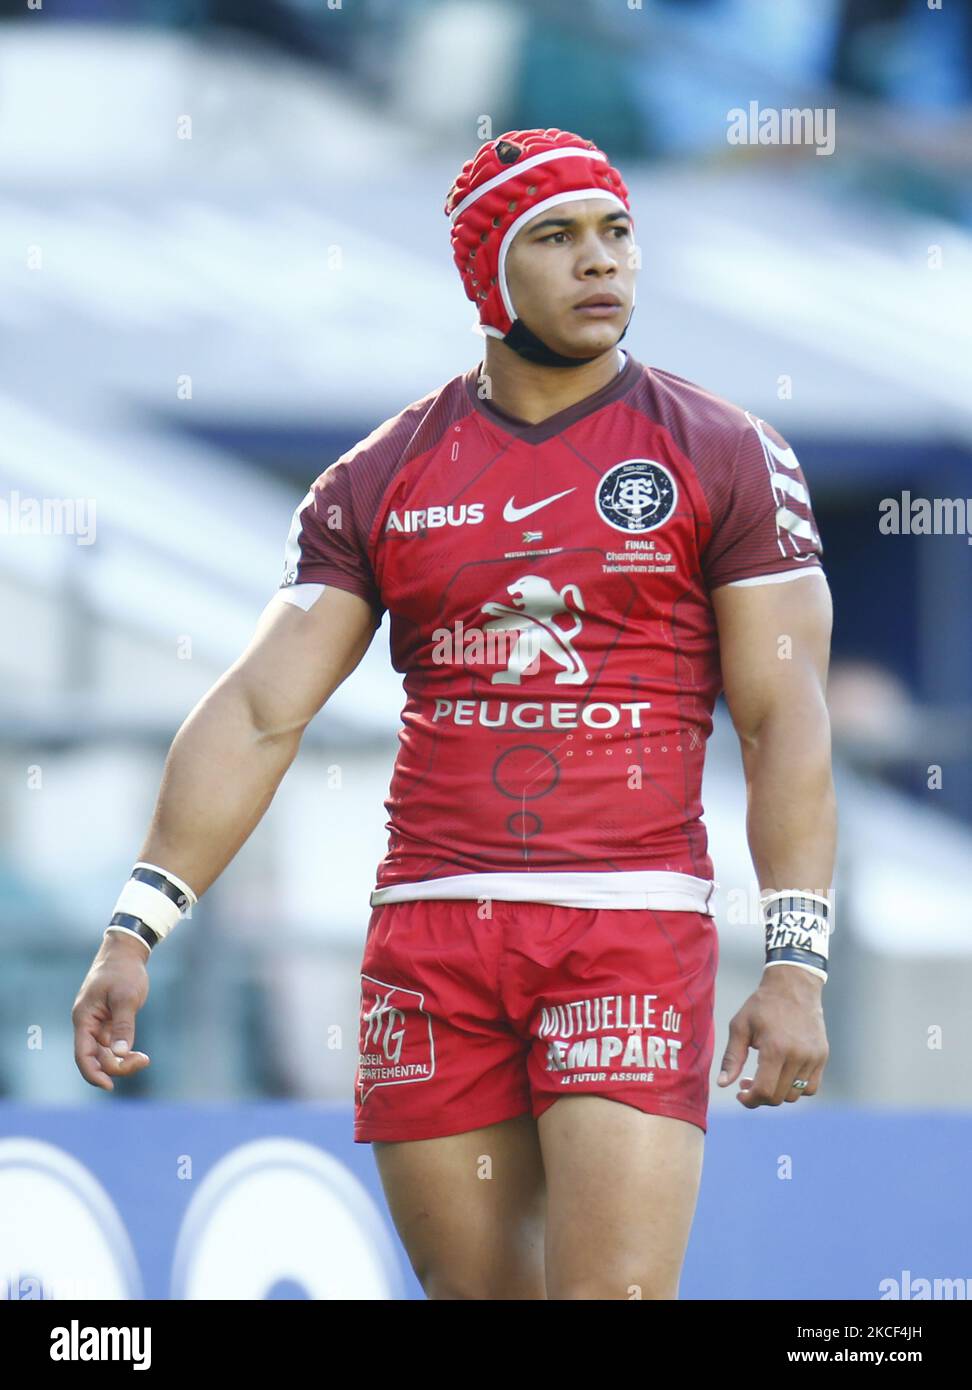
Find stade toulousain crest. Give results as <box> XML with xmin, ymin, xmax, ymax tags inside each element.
<box><xmin>596</xmin><ymin>459</ymin><xmax>678</xmax><ymax>534</ymax></box>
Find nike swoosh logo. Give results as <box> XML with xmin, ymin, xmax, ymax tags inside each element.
<box><xmin>503</xmin><ymin>487</ymin><xmax>576</xmax><ymax>522</ymax></box>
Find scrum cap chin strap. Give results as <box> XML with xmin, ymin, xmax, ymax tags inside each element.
<box><xmin>502</xmin><ymin>309</ymin><xmax>633</xmax><ymax>368</ymax></box>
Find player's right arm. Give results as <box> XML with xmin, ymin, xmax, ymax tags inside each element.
<box><xmin>72</xmin><ymin>585</ymin><xmax>380</xmax><ymax>1091</ymax></box>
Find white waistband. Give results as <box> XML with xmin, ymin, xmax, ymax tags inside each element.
<box><xmin>370</xmin><ymin>870</ymin><xmax>716</xmax><ymax>914</ymax></box>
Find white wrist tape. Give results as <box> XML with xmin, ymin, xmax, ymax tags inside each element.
<box><xmin>761</xmin><ymin>890</ymin><xmax>832</xmax><ymax>983</ymax></box>
<box><xmin>108</xmin><ymin>862</ymin><xmax>197</xmax><ymax>945</ymax></box>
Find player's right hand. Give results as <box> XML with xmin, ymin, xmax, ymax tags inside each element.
<box><xmin>72</xmin><ymin>934</ymin><xmax>151</xmax><ymax>1091</ymax></box>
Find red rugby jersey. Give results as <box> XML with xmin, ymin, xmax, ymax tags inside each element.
<box><xmin>279</xmin><ymin>351</ymin><xmax>824</xmax><ymax>912</ymax></box>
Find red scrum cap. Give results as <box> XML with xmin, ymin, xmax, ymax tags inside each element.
<box><xmin>445</xmin><ymin>128</ymin><xmax>633</xmax><ymax>340</ymax></box>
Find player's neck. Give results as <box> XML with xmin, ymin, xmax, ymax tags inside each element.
<box><xmin>479</xmin><ymin>341</ymin><xmax>624</xmax><ymax>426</ymax></box>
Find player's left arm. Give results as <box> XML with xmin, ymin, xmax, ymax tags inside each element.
<box><xmin>711</xmin><ymin>571</ymin><xmax>836</xmax><ymax>1110</ymax></box>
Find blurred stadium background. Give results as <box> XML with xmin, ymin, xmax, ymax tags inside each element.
<box><xmin>1</xmin><ymin>0</ymin><xmax>970</xmax><ymax>1299</ymax></box>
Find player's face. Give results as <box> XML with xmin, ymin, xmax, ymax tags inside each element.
<box><xmin>505</xmin><ymin>197</ymin><xmax>636</xmax><ymax>359</ymax></box>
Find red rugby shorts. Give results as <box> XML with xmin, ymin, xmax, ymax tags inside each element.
<box><xmin>354</xmin><ymin>897</ymin><xmax>718</xmax><ymax>1142</ymax></box>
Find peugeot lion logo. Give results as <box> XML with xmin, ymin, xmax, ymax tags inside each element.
<box><xmin>481</xmin><ymin>575</ymin><xmax>588</xmax><ymax>685</ymax></box>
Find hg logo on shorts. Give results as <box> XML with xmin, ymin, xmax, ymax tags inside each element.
<box><xmin>356</xmin><ymin>976</ymin><xmax>435</xmax><ymax>1102</ymax></box>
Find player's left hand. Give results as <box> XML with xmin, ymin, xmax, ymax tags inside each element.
<box><xmin>717</xmin><ymin>965</ymin><xmax>829</xmax><ymax>1108</ymax></box>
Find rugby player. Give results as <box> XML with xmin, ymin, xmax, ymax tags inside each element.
<box><xmin>73</xmin><ymin>129</ymin><xmax>835</xmax><ymax>1300</ymax></box>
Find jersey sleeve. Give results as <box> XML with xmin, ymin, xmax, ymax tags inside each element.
<box><xmin>280</xmin><ymin>457</ymin><xmax>385</xmax><ymax>620</ymax></box>
<box><xmin>702</xmin><ymin>413</ymin><xmax>824</xmax><ymax>589</ymax></box>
